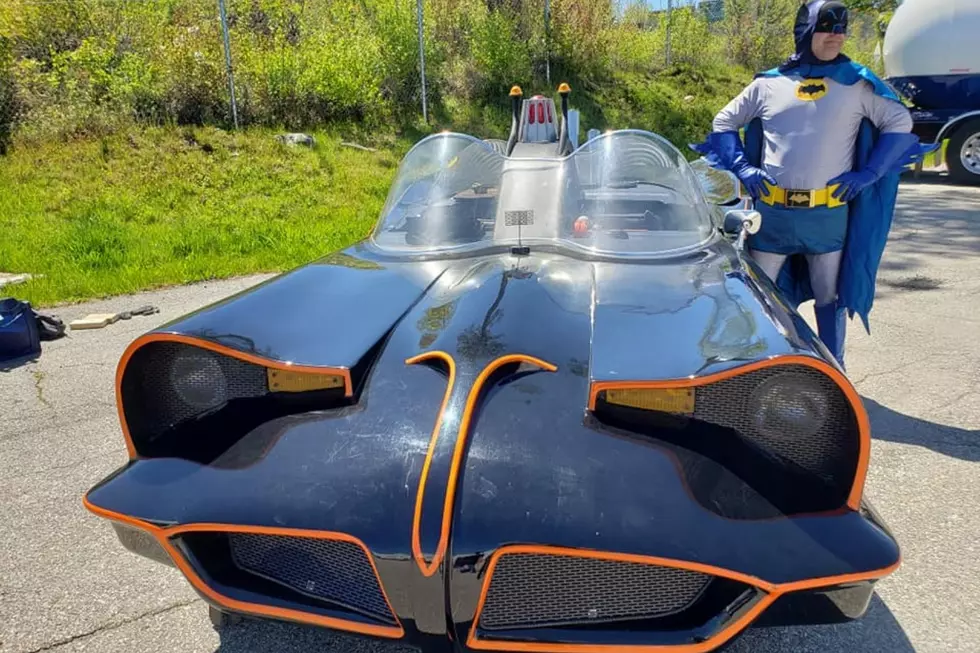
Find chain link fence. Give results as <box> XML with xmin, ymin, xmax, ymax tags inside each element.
<box><xmin>0</xmin><ymin>0</ymin><xmax>884</xmax><ymax>149</ymax></box>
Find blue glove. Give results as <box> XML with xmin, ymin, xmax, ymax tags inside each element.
<box><xmin>690</xmin><ymin>131</ymin><xmax>776</xmax><ymax>199</ymax></box>
<box><xmin>827</xmin><ymin>169</ymin><xmax>878</xmax><ymax>202</ymax></box>
<box><xmin>829</xmin><ymin>132</ymin><xmax>924</xmax><ymax>202</ymax></box>
<box><xmin>735</xmin><ymin>161</ymin><xmax>777</xmax><ymax>200</ymax></box>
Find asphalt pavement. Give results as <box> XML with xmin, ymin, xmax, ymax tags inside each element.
<box><xmin>1</xmin><ymin>172</ymin><xmax>978</xmax><ymax>653</ymax></box>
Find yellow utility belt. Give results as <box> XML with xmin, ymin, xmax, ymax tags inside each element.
<box><xmin>757</xmin><ymin>182</ymin><xmax>847</xmax><ymax>209</ymax></box>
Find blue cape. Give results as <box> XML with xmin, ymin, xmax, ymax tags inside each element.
<box><xmin>759</xmin><ymin>59</ymin><xmax>902</xmax><ymax>101</ymax></box>
<box><xmin>745</xmin><ymin>62</ymin><xmax>905</xmax><ymax>334</ymax></box>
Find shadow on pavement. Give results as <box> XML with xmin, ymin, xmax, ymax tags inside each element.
<box><xmin>213</xmin><ymin>618</ymin><xmax>419</xmax><ymax>653</ymax></box>
<box><xmin>899</xmin><ymin>170</ymin><xmax>952</xmax><ymax>186</ymax></box>
<box><xmin>873</xmin><ymin>176</ymin><xmax>980</xmax><ymax>297</ymax></box>
<box><xmin>728</xmin><ymin>594</ymin><xmax>914</xmax><ymax>653</ymax></box>
<box><xmin>865</xmin><ymin>397</ymin><xmax>979</xmax><ymax>462</ymax></box>
<box><xmin>209</xmin><ymin>594</ymin><xmax>912</xmax><ymax>653</ymax></box>
<box><xmin>0</xmin><ymin>352</ymin><xmax>40</xmax><ymax>372</ymax></box>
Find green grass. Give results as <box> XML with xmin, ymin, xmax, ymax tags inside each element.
<box><xmin>0</xmin><ymin>63</ymin><xmax>754</xmax><ymax>308</ymax></box>
<box><xmin>0</xmin><ymin>125</ymin><xmax>415</xmax><ymax>306</ymax></box>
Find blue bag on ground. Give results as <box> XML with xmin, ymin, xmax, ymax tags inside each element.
<box><xmin>0</xmin><ymin>297</ymin><xmax>41</xmax><ymax>364</ymax></box>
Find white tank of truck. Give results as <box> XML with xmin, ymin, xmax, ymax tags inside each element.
<box><xmin>883</xmin><ymin>0</ymin><xmax>980</xmax><ymax>91</ymax></box>
<box><xmin>883</xmin><ymin>0</ymin><xmax>980</xmax><ymax>184</ymax></box>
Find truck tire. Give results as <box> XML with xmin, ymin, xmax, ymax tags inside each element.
<box><xmin>946</xmin><ymin>118</ymin><xmax>980</xmax><ymax>186</ymax></box>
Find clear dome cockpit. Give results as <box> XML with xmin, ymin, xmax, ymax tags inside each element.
<box><xmin>370</xmin><ymin>129</ymin><xmax>717</xmax><ymax>258</ymax></box>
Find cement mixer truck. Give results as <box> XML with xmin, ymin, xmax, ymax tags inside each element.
<box><xmin>883</xmin><ymin>0</ymin><xmax>980</xmax><ymax>184</ymax></box>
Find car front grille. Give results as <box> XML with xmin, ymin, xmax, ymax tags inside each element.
<box><xmin>477</xmin><ymin>552</ymin><xmax>711</xmax><ymax>630</ymax></box>
<box><xmin>228</xmin><ymin>532</ymin><xmax>397</xmax><ymax>625</ymax></box>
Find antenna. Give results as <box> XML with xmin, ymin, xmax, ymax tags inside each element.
<box><xmin>506</xmin><ymin>85</ymin><xmax>523</xmax><ymax>155</ymax></box>
<box><xmin>505</xmin><ymin>210</ymin><xmax>532</xmax><ymax>255</ymax></box>
<box><xmin>557</xmin><ymin>82</ymin><xmax>571</xmax><ymax>154</ymax></box>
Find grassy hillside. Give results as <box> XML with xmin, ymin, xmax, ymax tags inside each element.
<box><xmin>1</xmin><ymin>0</ymin><xmax>838</xmax><ymax>145</ymax></box>
<box><xmin>0</xmin><ymin>126</ymin><xmax>402</xmax><ymax>305</ymax></box>
<box><xmin>0</xmin><ymin>62</ymin><xmax>753</xmax><ymax>307</ymax></box>
<box><xmin>0</xmin><ymin>0</ymin><xmax>887</xmax><ymax>306</ymax></box>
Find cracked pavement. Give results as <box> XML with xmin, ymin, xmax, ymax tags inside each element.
<box><xmin>1</xmin><ymin>173</ymin><xmax>978</xmax><ymax>653</ymax></box>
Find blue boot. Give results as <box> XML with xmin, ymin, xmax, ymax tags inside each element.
<box><xmin>814</xmin><ymin>301</ymin><xmax>847</xmax><ymax>370</ymax></box>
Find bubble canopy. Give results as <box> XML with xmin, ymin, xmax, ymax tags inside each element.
<box><xmin>369</xmin><ymin>130</ymin><xmax>718</xmax><ymax>259</ymax></box>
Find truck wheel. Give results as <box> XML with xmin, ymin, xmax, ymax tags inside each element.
<box><xmin>946</xmin><ymin>119</ymin><xmax>980</xmax><ymax>186</ymax></box>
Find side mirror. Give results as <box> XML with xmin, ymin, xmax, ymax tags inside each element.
<box><xmin>689</xmin><ymin>157</ymin><xmax>740</xmax><ymax>206</ymax></box>
<box><xmin>723</xmin><ymin>209</ymin><xmax>762</xmax><ymax>250</ymax></box>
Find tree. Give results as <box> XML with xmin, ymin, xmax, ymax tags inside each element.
<box><xmin>845</xmin><ymin>0</ymin><xmax>899</xmax><ymax>12</ymax></box>
<box><xmin>845</xmin><ymin>0</ymin><xmax>900</xmax><ymax>41</ymax></box>
<box><xmin>722</xmin><ymin>0</ymin><xmax>800</xmax><ymax>71</ymax></box>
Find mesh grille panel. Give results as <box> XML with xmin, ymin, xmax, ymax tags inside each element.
<box><xmin>228</xmin><ymin>533</ymin><xmax>396</xmax><ymax>625</ymax></box>
<box><xmin>693</xmin><ymin>366</ymin><xmax>859</xmax><ymax>487</ymax></box>
<box><xmin>124</xmin><ymin>342</ymin><xmax>268</xmax><ymax>439</ymax></box>
<box><xmin>478</xmin><ymin>553</ymin><xmax>711</xmax><ymax>630</ymax></box>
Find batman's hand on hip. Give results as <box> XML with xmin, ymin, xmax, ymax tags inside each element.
<box><xmin>828</xmin><ymin>169</ymin><xmax>876</xmax><ymax>202</ymax></box>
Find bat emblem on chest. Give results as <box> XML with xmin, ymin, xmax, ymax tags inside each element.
<box><xmin>796</xmin><ymin>79</ymin><xmax>829</xmax><ymax>101</ymax></box>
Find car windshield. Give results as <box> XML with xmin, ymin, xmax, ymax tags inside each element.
<box><xmin>370</xmin><ymin>129</ymin><xmax>716</xmax><ymax>259</ymax></box>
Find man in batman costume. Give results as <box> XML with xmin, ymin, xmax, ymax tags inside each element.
<box><xmin>692</xmin><ymin>0</ymin><xmax>934</xmax><ymax>370</ymax></box>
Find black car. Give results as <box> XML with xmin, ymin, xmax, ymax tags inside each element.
<box><xmin>83</xmin><ymin>85</ymin><xmax>900</xmax><ymax>653</ymax></box>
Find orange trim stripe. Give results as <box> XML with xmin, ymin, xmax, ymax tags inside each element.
<box><xmin>116</xmin><ymin>333</ymin><xmax>354</xmax><ymax>459</ymax></box>
<box><xmin>466</xmin><ymin>544</ymin><xmax>900</xmax><ymax>652</ymax></box>
<box><xmin>408</xmin><ymin>353</ymin><xmax>558</xmax><ymax>576</ymax></box>
<box><xmin>82</xmin><ymin>495</ymin><xmax>404</xmax><ymax>639</ymax></box>
<box><xmin>404</xmin><ymin>351</ymin><xmax>458</xmax><ymax>577</ymax></box>
<box><xmin>587</xmin><ymin>355</ymin><xmax>871</xmax><ymax>510</ymax></box>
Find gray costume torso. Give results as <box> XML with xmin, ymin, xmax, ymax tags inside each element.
<box><xmin>713</xmin><ymin>74</ymin><xmax>912</xmax><ymax>190</ymax></box>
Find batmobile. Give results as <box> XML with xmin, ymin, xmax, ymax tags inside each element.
<box><xmin>83</xmin><ymin>84</ymin><xmax>900</xmax><ymax>652</ymax></box>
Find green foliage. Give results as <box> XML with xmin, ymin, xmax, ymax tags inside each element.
<box><xmin>0</xmin><ymin>126</ymin><xmax>404</xmax><ymax>305</ymax></box>
<box><xmin>0</xmin><ymin>37</ymin><xmax>16</xmax><ymax>153</ymax></box>
<box><xmin>232</xmin><ymin>3</ymin><xmax>388</xmax><ymax>127</ymax></box>
<box><xmin>601</xmin><ymin>62</ymin><xmax>753</xmax><ymax>154</ymax></box>
<box><xmin>846</xmin><ymin>0</ymin><xmax>899</xmax><ymax>13</ymax></box>
<box><xmin>547</xmin><ymin>0</ymin><xmax>614</xmax><ymax>83</ymax></box>
<box><xmin>469</xmin><ymin>8</ymin><xmax>533</xmax><ymax>99</ymax></box>
<box><xmin>0</xmin><ymin>0</ymin><xmax>889</xmax><ymax>144</ymax></box>
<box><xmin>0</xmin><ymin>0</ymin><xmax>894</xmax><ymax>305</ymax></box>
<box><xmin>718</xmin><ymin>0</ymin><xmax>799</xmax><ymax>72</ymax></box>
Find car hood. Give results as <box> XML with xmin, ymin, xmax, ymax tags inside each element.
<box><xmin>85</xmin><ymin>243</ymin><xmax>897</xmax><ymax>641</ymax></box>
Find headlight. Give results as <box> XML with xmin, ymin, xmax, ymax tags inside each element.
<box><xmin>590</xmin><ymin>362</ymin><xmax>863</xmax><ymax>516</ymax></box>
<box><xmin>169</xmin><ymin>349</ymin><xmax>228</xmax><ymax>410</ymax></box>
<box><xmin>749</xmin><ymin>371</ymin><xmax>829</xmax><ymax>439</ymax></box>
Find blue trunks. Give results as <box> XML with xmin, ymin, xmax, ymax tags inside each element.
<box><xmin>748</xmin><ymin>203</ymin><xmax>849</xmax><ymax>255</ymax></box>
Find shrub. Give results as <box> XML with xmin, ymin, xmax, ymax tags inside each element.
<box><xmin>0</xmin><ymin>0</ymin><xmax>886</xmax><ymax>147</ymax></box>
<box><xmin>0</xmin><ymin>37</ymin><xmax>17</xmax><ymax>153</ymax></box>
